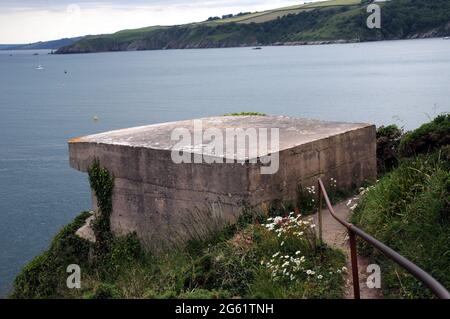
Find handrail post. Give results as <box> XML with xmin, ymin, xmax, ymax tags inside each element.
<box><xmin>349</xmin><ymin>230</ymin><xmax>361</xmax><ymax>299</ymax></box>
<box><xmin>317</xmin><ymin>179</ymin><xmax>323</xmax><ymax>246</ymax></box>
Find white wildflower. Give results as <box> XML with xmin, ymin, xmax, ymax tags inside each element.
<box><xmin>274</xmin><ymin>216</ymin><xmax>283</xmax><ymax>224</ymax></box>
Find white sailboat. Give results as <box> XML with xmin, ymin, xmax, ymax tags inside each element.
<box><xmin>36</xmin><ymin>55</ymin><xmax>44</xmax><ymax>70</ymax></box>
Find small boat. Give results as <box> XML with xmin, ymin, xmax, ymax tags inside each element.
<box><xmin>253</xmin><ymin>47</ymin><xmax>262</xmax><ymax>50</ymax></box>
<box><xmin>36</xmin><ymin>56</ymin><xmax>44</xmax><ymax>70</ymax></box>
<box><xmin>444</xmin><ymin>36</ymin><xmax>450</xmax><ymax>40</ymax></box>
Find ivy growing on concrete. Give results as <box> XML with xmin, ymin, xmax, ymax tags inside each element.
<box><xmin>88</xmin><ymin>160</ymin><xmax>115</xmax><ymax>251</ymax></box>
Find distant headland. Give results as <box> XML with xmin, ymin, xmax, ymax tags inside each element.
<box><xmin>55</xmin><ymin>0</ymin><xmax>450</xmax><ymax>54</ymax></box>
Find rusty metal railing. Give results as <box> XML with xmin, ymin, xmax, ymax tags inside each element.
<box><xmin>317</xmin><ymin>178</ymin><xmax>450</xmax><ymax>299</ymax></box>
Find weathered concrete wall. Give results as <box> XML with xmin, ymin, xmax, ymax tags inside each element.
<box><xmin>69</xmin><ymin>116</ymin><xmax>376</xmax><ymax>253</ymax></box>
<box><xmin>70</xmin><ymin>142</ymin><xmax>249</xmax><ymax>252</ymax></box>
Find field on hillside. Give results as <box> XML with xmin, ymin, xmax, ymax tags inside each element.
<box><xmin>215</xmin><ymin>0</ymin><xmax>362</xmax><ymax>24</ymax></box>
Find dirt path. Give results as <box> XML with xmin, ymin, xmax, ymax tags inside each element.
<box><xmin>312</xmin><ymin>201</ymin><xmax>383</xmax><ymax>299</ymax></box>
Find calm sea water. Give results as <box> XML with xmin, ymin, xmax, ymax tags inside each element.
<box><xmin>0</xmin><ymin>38</ymin><xmax>449</xmax><ymax>296</ymax></box>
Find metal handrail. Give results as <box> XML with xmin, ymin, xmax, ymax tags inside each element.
<box><xmin>317</xmin><ymin>178</ymin><xmax>450</xmax><ymax>299</ymax></box>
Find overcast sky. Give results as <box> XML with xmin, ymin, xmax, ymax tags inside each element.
<box><xmin>0</xmin><ymin>0</ymin><xmax>323</xmax><ymax>44</ymax></box>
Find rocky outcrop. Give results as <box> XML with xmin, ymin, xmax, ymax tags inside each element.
<box><xmin>407</xmin><ymin>22</ymin><xmax>450</xmax><ymax>39</ymax></box>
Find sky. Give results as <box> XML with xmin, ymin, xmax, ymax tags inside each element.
<box><xmin>0</xmin><ymin>0</ymin><xmax>322</xmax><ymax>44</ymax></box>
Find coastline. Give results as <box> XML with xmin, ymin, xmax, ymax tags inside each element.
<box><xmin>54</xmin><ymin>35</ymin><xmax>449</xmax><ymax>55</ymax></box>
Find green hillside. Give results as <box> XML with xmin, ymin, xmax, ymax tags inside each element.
<box><xmin>57</xmin><ymin>0</ymin><xmax>450</xmax><ymax>54</ymax></box>
<box><xmin>212</xmin><ymin>0</ymin><xmax>362</xmax><ymax>24</ymax></box>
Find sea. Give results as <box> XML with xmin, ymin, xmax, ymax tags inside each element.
<box><xmin>0</xmin><ymin>38</ymin><xmax>449</xmax><ymax>296</ymax></box>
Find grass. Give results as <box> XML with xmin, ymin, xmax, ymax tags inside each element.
<box><xmin>351</xmin><ymin>147</ymin><xmax>450</xmax><ymax>298</ymax></box>
<box><xmin>11</xmin><ymin>207</ymin><xmax>346</xmax><ymax>299</ymax></box>
<box><xmin>216</xmin><ymin>0</ymin><xmax>362</xmax><ymax>24</ymax></box>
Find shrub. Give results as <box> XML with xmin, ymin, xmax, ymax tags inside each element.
<box><xmin>84</xmin><ymin>283</ymin><xmax>120</xmax><ymax>299</ymax></box>
<box><xmin>11</xmin><ymin>212</ymin><xmax>92</xmax><ymax>299</ymax></box>
<box><xmin>101</xmin><ymin>233</ymin><xmax>144</xmax><ymax>279</ymax></box>
<box><xmin>376</xmin><ymin>124</ymin><xmax>403</xmax><ymax>174</ymax></box>
<box><xmin>296</xmin><ymin>184</ymin><xmax>317</xmax><ymax>215</ymax></box>
<box><xmin>399</xmin><ymin>113</ymin><xmax>450</xmax><ymax>158</ymax></box>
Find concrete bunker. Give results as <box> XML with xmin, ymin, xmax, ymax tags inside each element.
<box><xmin>69</xmin><ymin>116</ymin><xmax>376</xmax><ymax>252</ymax></box>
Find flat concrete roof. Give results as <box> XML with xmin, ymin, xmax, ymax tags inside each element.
<box><xmin>69</xmin><ymin>116</ymin><xmax>372</xmax><ymax>159</ymax></box>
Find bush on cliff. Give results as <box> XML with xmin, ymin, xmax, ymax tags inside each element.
<box><xmin>376</xmin><ymin>124</ymin><xmax>403</xmax><ymax>175</ymax></box>
<box><xmin>399</xmin><ymin>113</ymin><xmax>450</xmax><ymax>158</ymax></box>
<box><xmin>375</xmin><ymin>114</ymin><xmax>450</xmax><ymax>175</ymax></box>
<box><xmin>351</xmin><ymin>147</ymin><xmax>450</xmax><ymax>298</ymax></box>
<box><xmin>11</xmin><ymin>212</ymin><xmax>92</xmax><ymax>298</ymax></box>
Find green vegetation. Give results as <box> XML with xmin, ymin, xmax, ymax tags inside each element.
<box><xmin>88</xmin><ymin>160</ymin><xmax>114</xmax><ymax>246</ymax></box>
<box><xmin>11</xmin><ymin>209</ymin><xmax>346</xmax><ymax>299</ymax></box>
<box><xmin>376</xmin><ymin>124</ymin><xmax>403</xmax><ymax>174</ymax></box>
<box><xmin>376</xmin><ymin>114</ymin><xmax>450</xmax><ymax>174</ymax></box>
<box><xmin>57</xmin><ymin>0</ymin><xmax>450</xmax><ymax>54</ymax></box>
<box><xmin>352</xmin><ymin>115</ymin><xmax>450</xmax><ymax>299</ymax></box>
<box><xmin>400</xmin><ymin>114</ymin><xmax>450</xmax><ymax>157</ymax></box>
<box><xmin>11</xmin><ymin>212</ymin><xmax>92</xmax><ymax>298</ymax></box>
<box><xmin>214</xmin><ymin>0</ymin><xmax>362</xmax><ymax>24</ymax></box>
